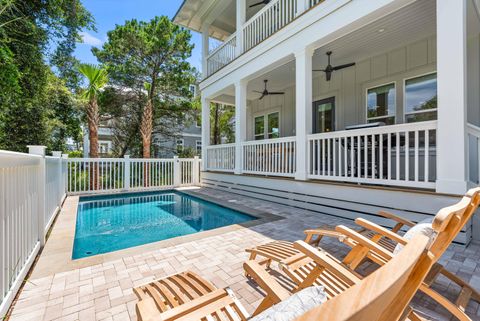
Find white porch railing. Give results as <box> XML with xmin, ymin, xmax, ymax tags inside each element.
<box><xmin>207</xmin><ymin>33</ymin><xmax>237</xmax><ymax>76</ymax></box>
<box><xmin>243</xmin><ymin>0</ymin><xmax>298</xmax><ymax>52</ymax></box>
<box><xmin>0</xmin><ymin>148</ymin><xmax>67</xmax><ymax>318</ymax></box>
<box><xmin>467</xmin><ymin>123</ymin><xmax>480</xmax><ymax>185</ymax></box>
<box><xmin>307</xmin><ymin>121</ymin><xmax>437</xmax><ymax>188</ymax></box>
<box><xmin>242</xmin><ymin>136</ymin><xmax>296</xmax><ymax>176</ymax></box>
<box><xmin>205</xmin><ymin>144</ymin><xmax>236</xmax><ymax>172</ymax></box>
<box><xmin>67</xmin><ymin>156</ymin><xmax>201</xmax><ymax>194</ymax></box>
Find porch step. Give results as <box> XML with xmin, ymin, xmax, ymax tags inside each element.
<box><xmin>201</xmin><ymin>172</ymin><xmax>471</xmax><ymax>245</ymax></box>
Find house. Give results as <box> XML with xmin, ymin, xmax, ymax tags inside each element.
<box><xmin>174</xmin><ymin>0</ymin><xmax>480</xmax><ymax>243</ymax></box>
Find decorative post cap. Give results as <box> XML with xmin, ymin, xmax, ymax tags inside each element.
<box><xmin>27</xmin><ymin>145</ymin><xmax>46</xmax><ymax>156</ymax></box>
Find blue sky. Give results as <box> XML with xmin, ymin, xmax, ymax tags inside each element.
<box><xmin>75</xmin><ymin>0</ymin><xmax>202</xmax><ymax>70</ymax></box>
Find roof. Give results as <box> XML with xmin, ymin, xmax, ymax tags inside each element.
<box><xmin>172</xmin><ymin>0</ymin><xmax>235</xmax><ymax>41</ymax></box>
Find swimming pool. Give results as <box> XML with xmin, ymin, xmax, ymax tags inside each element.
<box><xmin>72</xmin><ymin>191</ymin><xmax>256</xmax><ymax>259</ymax></box>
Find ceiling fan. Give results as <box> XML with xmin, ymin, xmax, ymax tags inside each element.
<box><xmin>249</xmin><ymin>0</ymin><xmax>271</xmax><ymax>8</ymax></box>
<box><xmin>254</xmin><ymin>79</ymin><xmax>284</xmax><ymax>100</ymax></box>
<box><xmin>314</xmin><ymin>51</ymin><xmax>355</xmax><ymax>81</ymax></box>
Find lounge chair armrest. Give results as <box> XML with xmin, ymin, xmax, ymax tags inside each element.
<box><xmin>377</xmin><ymin>210</ymin><xmax>415</xmax><ymax>228</ymax></box>
<box><xmin>243</xmin><ymin>261</ymin><xmax>290</xmax><ymax>302</ymax></box>
<box><xmin>292</xmin><ymin>241</ymin><xmax>360</xmax><ymax>285</ymax></box>
<box><xmin>355</xmin><ymin>218</ymin><xmax>408</xmax><ymax>245</ymax></box>
<box><xmin>303</xmin><ymin>228</ymin><xmax>345</xmax><ymax>242</ymax></box>
<box><xmin>335</xmin><ymin>225</ymin><xmax>394</xmax><ymax>261</ymax></box>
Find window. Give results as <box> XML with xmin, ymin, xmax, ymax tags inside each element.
<box><xmin>367</xmin><ymin>83</ymin><xmax>396</xmax><ymax>125</ymax></box>
<box><xmin>254</xmin><ymin>115</ymin><xmax>265</xmax><ymax>140</ymax></box>
<box><xmin>254</xmin><ymin>112</ymin><xmax>280</xmax><ymax>140</ymax></box>
<box><xmin>176</xmin><ymin>139</ymin><xmax>184</xmax><ymax>151</ymax></box>
<box><xmin>196</xmin><ymin>140</ymin><xmax>202</xmax><ymax>153</ymax></box>
<box><xmin>267</xmin><ymin>112</ymin><xmax>279</xmax><ymax>139</ymax></box>
<box><xmin>405</xmin><ymin>73</ymin><xmax>437</xmax><ymax>123</ymax></box>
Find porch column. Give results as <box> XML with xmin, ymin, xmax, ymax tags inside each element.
<box><xmin>235</xmin><ymin>80</ymin><xmax>247</xmax><ymax>174</ymax></box>
<box><xmin>201</xmin><ymin>96</ymin><xmax>211</xmax><ymax>171</ymax></box>
<box><xmin>236</xmin><ymin>0</ymin><xmax>246</xmax><ymax>56</ymax></box>
<box><xmin>201</xmin><ymin>24</ymin><xmax>210</xmax><ymax>79</ymax></box>
<box><xmin>295</xmin><ymin>47</ymin><xmax>314</xmax><ymax>181</ymax></box>
<box><xmin>436</xmin><ymin>0</ymin><xmax>468</xmax><ymax>194</ymax></box>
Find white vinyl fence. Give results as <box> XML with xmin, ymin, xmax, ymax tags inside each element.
<box><xmin>0</xmin><ymin>149</ymin><xmax>201</xmax><ymax>317</ymax></box>
<box><xmin>66</xmin><ymin>156</ymin><xmax>201</xmax><ymax>194</ymax></box>
<box><xmin>0</xmin><ymin>147</ymin><xmax>67</xmax><ymax>318</ymax></box>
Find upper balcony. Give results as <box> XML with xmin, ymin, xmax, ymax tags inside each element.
<box><xmin>174</xmin><ymin>0</ymin><xmax>325</xmax><ymax>78</ymax></box>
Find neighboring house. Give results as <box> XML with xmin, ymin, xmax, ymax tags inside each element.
<box><xmin>153</xmin><ymin>119</ymin><xmax>202</xmax><ymax>158</ymax></box>
<box><xmin>174</xmin><ymin>0</ymin><xmax>480</xmax><ymax>243</ymax></box>
<box><xmin>83</xmin><ymin>119</ymin><xmax>202</xmax><ymax>158</ymax></box>
<box><xmin>83</xmin><ymin>123</ymin><xmax>115</xmax><ymax>158</ymax></box>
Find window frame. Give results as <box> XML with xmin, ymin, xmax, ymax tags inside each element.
<box><xmin>365</xmin><ymin>81</ymin><xmax>397</xmax><ymax>124</ymax></box>
<box><xmin>403</xmin><ymin>72</ymin><xmax>438</xmax><ymax>123</ymax></box>
<box><xmin>253</xmin><ymin>109</ymin><xmax>281</xmax><ymax>140</ymax></box>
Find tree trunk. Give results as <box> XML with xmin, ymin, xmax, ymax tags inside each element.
<box><xmin>86</xmin><ymin>99</ymin><xmax>99</xmax><ymax>190</ymax></box>
<box><xmin>213</xmin><ymin>103</ymin><xmax>220</xmax><ymax>145</ymax></box>
<box><xmin>140</xmin><ymin>98</ymin><xmax>153</xmax><ymax>186</ymax></box>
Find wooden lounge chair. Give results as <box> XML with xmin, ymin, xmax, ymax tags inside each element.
<box><xmin>134</xmin><ymin>234</ymin><xmax>433</xmax><ymax>321</ymax></box>
<box><xmin>246</xmin><ymin>188</ymin><xmax>480</xmax><ymax>321</ymax></box>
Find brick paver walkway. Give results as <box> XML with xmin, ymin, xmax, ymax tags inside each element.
<box><xmin>8</xmin><ymin>187</ymin><xmax>480</xmax><ymax>321</ymax></box>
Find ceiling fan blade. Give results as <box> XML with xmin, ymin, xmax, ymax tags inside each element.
<box><xmin>313</xmin><ymin>69</ymin><xmax>327</xmax><ymax>72</ymax></box>
<box><xmin>268</xmin><ymin>92</ymin><xmax>285</xmax><ymax>95</ymax></box>
<box><xmin>259</xmin><ymin>93</ymin><xmax>265</xmax><ymax>100</ymax></box>
<box><xmin>332</xmin><ymin>62</ymin><xmax>355</xmax><ymax>71</ymax></box>
<box><xmin>253</xmin><ymin>90</ymin><xmax>264</xmax><ymax>94</ymax></box>
<box><xmin>249</xmin><ymin>2</ymin><xmax>265</xmax><ymax>7</ymax></box>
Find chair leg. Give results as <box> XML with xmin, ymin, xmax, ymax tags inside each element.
<box><xmin>440</xmin><ymin>268</ymin><xmax>480</xmax><ymax>303</ymax></box>
<box><xmin>419</xmin><ymin>283</ymin><xmax>473</xmax><ymax>321</ymax></box>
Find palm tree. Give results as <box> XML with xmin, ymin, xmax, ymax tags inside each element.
<box><xmin>140</xmin><ymin>82</ymin><xmax>153</xmax><ymax>159</ymax></box>
<box><xmin>78</xmin><ymin>63</ymin><xmax>108</xmax><ymax>158</ymax></box>
<box><xmin>78</xmin><ymin>64</ymin><xmax>108</xmax><ymax>189</ymax></box>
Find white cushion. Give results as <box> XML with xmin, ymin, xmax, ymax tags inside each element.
<box><xmin>393</xmin><ymin>217</ymin><xmax>436</xmax><ymax>255</ymax></box>
<box><xmin>249</xmin><ymin>286</ymin><xmax>327</xmax><ymax>321</ymax></box>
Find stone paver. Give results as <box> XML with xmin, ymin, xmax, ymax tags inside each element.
<box><xmin>8</xmin><ymin>187</ymin><xmax>480</xmax><ymax>321</ymax></box>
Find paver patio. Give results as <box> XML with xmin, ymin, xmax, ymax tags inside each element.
<box><xmin>8</xmin><ymin>187</ymin><xmax>480</xmax><ymax>321</ymax></box>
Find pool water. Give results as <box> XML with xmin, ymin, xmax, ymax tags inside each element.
<box><xmin>72</xmin><ymin>191</ymin><xmax>256</xmax><ymax>259</ymax></box>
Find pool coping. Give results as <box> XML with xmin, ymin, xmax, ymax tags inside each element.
<box><xmin>30</xmin><ymin>187</ymin><xmax>283</xmax><ymax>279</ymax></box>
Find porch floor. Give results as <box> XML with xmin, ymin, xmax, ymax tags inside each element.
<box><xmin>8</xmin><ymin>188</ymin><xmax>480</xmax><ymax>321</ymax></box>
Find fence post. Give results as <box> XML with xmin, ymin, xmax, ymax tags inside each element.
<box><xmin>173</xmin><ymin>156</ymin><xmax>181</xmax><ymax>187</ymax></box>
<box><xmin>62</xmin><ymin>154</ymin><xmax>68</xmax><ymax>194</ymax></box>
<box><xmin>28</xmin><ymin>145</ymin><xmax>46</xmax><ymax>247</ymax></box>
<box><xmin>193</xmin><ymin>156</ymin><xmax>200</xmax><ymax>185</ymax></box>
<box><xmin>124</xmin><ymin>155</ymin><xmax>130</xmax><ymax>191</ymax></box>
<box><xmin>52</xmin><ymin>151</ymin><xmax>62</xmax><ymax>208</ymax></box>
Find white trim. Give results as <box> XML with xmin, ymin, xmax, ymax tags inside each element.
<box><xmin>403</xmin><ymin>71</ymin><xmax>438</xmax><ymax>122</ymax></box>
<box><xmin>181</xmin><ymin>133</ymin><xmax>202</xmax><ymax>138</ymax></box>
<box><xmin>365</xmin><ymin>81</ymin><xmax>397</xmax><ymax>124</ymax></box>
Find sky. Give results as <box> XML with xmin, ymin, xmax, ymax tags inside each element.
<box><xmin>74</xmin><ymin>0</ymin><xmax>202</xmax><ymax>71</ymax></box>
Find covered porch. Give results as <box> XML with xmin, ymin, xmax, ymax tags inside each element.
<box><xmin>201</xmin><ymin>0</ymin><xmax>480</xmax><ymax>194</ymax></box>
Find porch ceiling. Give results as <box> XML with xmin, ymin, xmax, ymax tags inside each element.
<box><xmin>173</xmin><ymin>0</ymin><xmax>274</xmax><ymax>41</ymax></box>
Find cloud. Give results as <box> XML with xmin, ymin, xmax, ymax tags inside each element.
<box><xmin>79</xmin><ymin>31</ymin><xmax>103</xmax><ymax>46</ymax></box>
